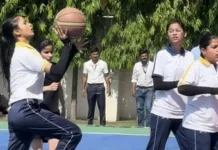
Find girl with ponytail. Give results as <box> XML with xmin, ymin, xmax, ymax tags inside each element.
<box><xmin>1</xmin><ymin>16</ymin><xmax>82</xmax><ymax>150</ymax></box>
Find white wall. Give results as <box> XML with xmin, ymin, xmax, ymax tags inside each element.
<box><xmin>0</xmin><ymin>66</ymin><xmax>137</xmax><ymax>121</ymax></box>
<box><xmin>118</xmin><ymin>70</ymin><xmax>137</xmax><ymax>120</ymax></box>
<box><xmin>73</xmin><ymin>68</ymin><xmax>136</xmax><ymax>121</ymax></box>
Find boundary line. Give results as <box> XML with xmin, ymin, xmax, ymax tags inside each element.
<box><xmin>0</xmin><ymin>129</ymin><xmax>176</xmax><ymax>137</ymax></box>
<box><xmin>0</xmin><ymin>129</ymin><xmax>148</xmax><ymax>136</ymax></box>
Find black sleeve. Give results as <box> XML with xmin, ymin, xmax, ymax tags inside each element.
<box><xmin>48</xmin><ymin>39</ymin><xmax>78</xmax><ymax>82</ymax></box>
<box><xmin>178</xmin><ymin>85</ymin><xmax>218</xmax><ymax>96</ymax></box>
<box><xmin>153</xmin><ymin>76</ymin><xmax>178</xmax><ymax>91</ymax></box>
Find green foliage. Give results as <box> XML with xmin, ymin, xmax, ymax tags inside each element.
<box><xmin>1</xmin><ymin>0</ymin><xmax>218</xmax><ymax>70</ymax></box>
<box><xmin>0</xmin><ymin>0</ymin><xmax>97</xmax><ymax>65</ymax></box>
<box><xmin>100</xmin><ymin>0</ymin><xmax>215</xmax><ymax>69</ymax></box>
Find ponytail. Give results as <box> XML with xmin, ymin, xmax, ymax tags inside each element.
<box><xmin>0</xmin><ymin>17</ymin><xmax>18</xmax><ymax>94</ymax></box>
<box><xmin>0</xmin><ymin>35</ymin><xmax>16</xmax><ymax>94</ymax></box>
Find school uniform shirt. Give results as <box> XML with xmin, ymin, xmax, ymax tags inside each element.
<box><xmin>151</xmin><ymin>46</ymin><xmax>194</xmax><ymax>119</ymax></box>
<box><xmin>9</xmin><ymin>42</ymin><xmax>48</xmax><ymax>105</ymax></box>
<box><xmin>178</xmin><ymin>57</ymin><xmax>218</xmax><ymax>133</ymax></box>
<box><xmin>131</xmin><ymin>61</ymin><xmax>154</xmax><ymax>87</ymax></box>
<box><xmin>83</xmin><ymin>60</ymin><xmax>108</xmax><ymax>84</ymax></box>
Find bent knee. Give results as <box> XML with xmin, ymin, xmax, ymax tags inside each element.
<box><xmin>66</xmin><ymin>130</ymin><xmax>82</xmax><ymax>143</ymax></box>
<box><xmin>75</xmin><ymin>132</ymin><xmax>82</xmax><ymax>142</ymax></box>
<box><xmin>72</xmin><ymin>127</ymin><xmax>82</xmax><ymax>139</ymax></box>
<box><xmin>66</xmin><ymin>126</ymin><xmax>82</xmax><ymax>139</ymax></box>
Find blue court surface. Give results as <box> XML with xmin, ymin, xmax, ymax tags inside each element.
<box><xmin>0</xmin><ymin>123</ymin><xmax>179</xmax><ymax>150</ymax></box>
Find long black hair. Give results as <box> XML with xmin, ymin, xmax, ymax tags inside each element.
<box><xmin>0</xmin><ymin>17</ymin><xmax>18</xmax><ymax>93</ymax></box>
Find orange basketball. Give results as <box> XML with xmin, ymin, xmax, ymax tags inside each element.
<box><xmin>54</xmin><ymin>7</ymin><xmax>86</xmax><ymax>37</ymax></box>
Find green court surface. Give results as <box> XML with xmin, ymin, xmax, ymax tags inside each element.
<box><xmin>0</xmin><ymin>121</ymin><xmax>150</xmax><ymax>135</ymax></box>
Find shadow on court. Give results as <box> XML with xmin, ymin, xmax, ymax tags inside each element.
<box><xmin>0</xmin><ymin>130</ymin><xmax>179</xmax><ymax>150</ymax></box>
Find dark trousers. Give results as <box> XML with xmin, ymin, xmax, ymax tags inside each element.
<box><xmin>146</xmin><ymin>113</ymin><xmax>187</xmax><ymax>150</ymax></box>
<box><xmin>136</xmin><ymin>86</ymin><xmax>153</xmax><ymax>127</ymax></box>
<box><xmin>184</xmin><ymin>128</ymin><xmax>218</xmax><ymax>150</ymax></box>
<box><xmin>87</xmin><ymin>83</ymin><xmax>105</xmax><ymax>125</ymax></box>
<box><xmin>8</xmin><ymin>99</ymin><xmax>82</xmax><ymax>150</ymax></box>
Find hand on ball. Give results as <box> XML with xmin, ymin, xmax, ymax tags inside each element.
<box><xmin>55</xmin><ymin>25</ymin><xmax>68</xmax><ymax>40</ymax></box>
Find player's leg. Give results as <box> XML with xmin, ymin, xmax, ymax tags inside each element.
<box><xmin>145</xmin><ymin>87</ymin><xmax>153</xmax><ymax>127</ymax></box>
<box><xmin>136</xmin><ymin>87</ymin><xmax>145</xmax><ymax>127</ymax></box>
<box><xmin>48</xmin><ymin>139</ymin><xmax>59</xmax><ymax>150</ymax></box>
<box><xmin>30</xmin><ymin>104</ymin><xmax>60</xmax><ymax>150</ymax></box>
<box><xmin>28</xmin><ymin>100</ymin><xmax>82</xmax><ymax>150</ymax></box>
<box><xmin>171</xmin><ymin>119</ymin><xmax>188</xmax><ymax>150</ymax></box>
<box><xmin>8</xmin><ymin>99</ymin><xmax>82</xmax><ymax>150</ymax></box>
<box><xmin>146</xmin><ymin>113</ymin><xmax>171</xmax><ymax>150</ymax></box>
<box><xmin>96</xmin><ymin>84</ymin><xmax>106</xmax><ymax>125</ymax></box>
<box><xmin>30</xmin><ymin>137</ymin><xmax>43</xmax><ymax>150</ymax></box>
<box><xmin>8</xmin><ymin>100</ymin><xmax>35</xmax><ymax>150</ymax></box>
<box><xmin>183</xmin><ymin>127</ymin><xmax>211</xmax><ymax>150</ymax></box>
<box><xmin>0</xmin><ymin>94</ymin><xmax>9</xmax><ymax>114</ymax></box>
<box><xmin>211</xmin><ymin>132</ymin><xmax>218</xmax><ymax>150</ymax></box>
<box><xmin>87</xmin><ymin>84</ymin><xmax>97</xmax><ymax>125</ymax></box>
<box><xmin>8</xmin><ymin>129</ymin><xmax>34</xmax><ymax>150</ymax></box>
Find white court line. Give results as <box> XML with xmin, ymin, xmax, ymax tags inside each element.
<box><xmin>0</xmin><ymin>129</ymin><xmax>175</xmax><ymax>137</ymax></box>
<box><xmin>0</xmin><ymin>129</ymin><xmax>8</xmax><ymax>131</ymax></box>
<box><xmin>83</xmin><ymin>132</ymin><xmax>148</xmax><ymax>136</ymax></box>
<box><xmin>0</xmin><ymin>129</ymin><xmax>148</xmax><ymax>136</ymax></box>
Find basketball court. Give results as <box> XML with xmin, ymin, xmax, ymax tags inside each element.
<box><xmin>0</xmin><ymin>122</ymin><xmax>179</xmax><ymax>150</ymax></box>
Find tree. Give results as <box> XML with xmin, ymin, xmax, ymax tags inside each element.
<box><xmin>1</xmin><ymin>0</ymin><xmax>218</xmax><ymax>70</ymax></box>
<box><xmin>1</xmin><ymin>0</ymin><xmax>218</xmax><ymax>120</ymax></box>
<box><xmin>0</xmin><ymin>0</ymin><xmax>99</xmax><ymax>61</ymax></box>
<box><xmin>100</xmin><ymin>0</ymin><xmax>218</xmax><ymax>69</ymax></box>
<box><xmin>0</xmin><ymin>0</ymin><xmax>102</xmax><ymax>119</ymax></box>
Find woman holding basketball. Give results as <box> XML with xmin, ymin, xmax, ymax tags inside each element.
<box><xmin>0</xmin><ymin>16</ymin><xmax>82</xmax><ymax>150</ymax></box>
<box><xmin>178</xmin><ymin>33</ymin><xmax>218</xmax><ymax>150</ymax></box>
<box><xmin>146</xmin><ymin>19</ymin><xmax>194</xmax><ymax>150</ymax></box>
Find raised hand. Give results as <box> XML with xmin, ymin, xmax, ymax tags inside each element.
<box><xmin>54</xmin><ymin>26</ymin><xmax>68</xmax><ymax>40</ymax></box>
<box><xmin>73</xmin><ymin>37</ymin><xmax>90</xmax><ymax>54</ymax></box>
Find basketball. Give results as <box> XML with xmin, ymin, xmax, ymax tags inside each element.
<box><xmin>54</xmin><ymin>7</ymin><xmax>86</xmax><ymax>37</ymax></box>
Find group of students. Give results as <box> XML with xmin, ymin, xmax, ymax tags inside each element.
<box><xmin>146</xmin><ymin>19</ymin><xmax>218</xmax><ymax>150</ymax></box>
<box><xmin>0</xmin><ymin>15</ymin><xmax>218</xmax><ymax>150</ymax></box>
